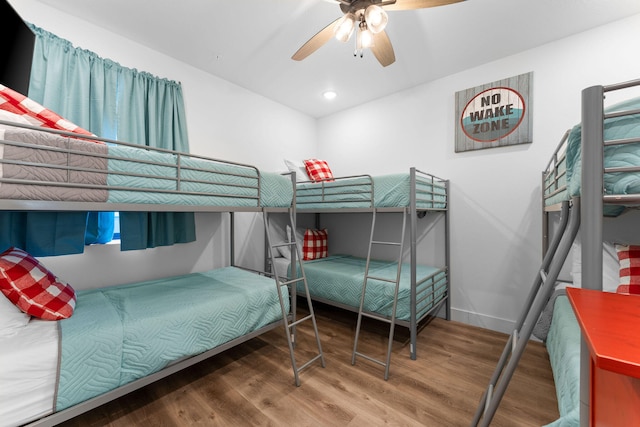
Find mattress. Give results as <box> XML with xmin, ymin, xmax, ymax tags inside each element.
<box><xmin>544</xmin><ymin>96</ymin><xmax>640</xmax><ymax>214</ymax></box>
<box><xmin>290</xmin><ymin>254</ymin><xmax>447</xmax><ymax>321</ymax></box>
<box><xmin>0</xmin><ymin>318</ymin><xmax>58</xmax><ymax>427</ymax></box>
<box><xmin>544</xmin><ymin>295</ymin><xmax>580</xmax><ymax>427</ymax></box>
<box><xmin>0</xmin><ymin>125</ymin><xmax>292</xmax><ymax>208</ymax></box>
<box><xmin>295</xmin><ymin>173</ymin><xmax>447</xmax><ymax>210</ymax></box>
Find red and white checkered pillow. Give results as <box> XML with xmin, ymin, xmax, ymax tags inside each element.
<box><xmin>304</xmin><ymin>159</ymin><xmax>334</xmax><ymax>182</ymax></box>
<box><xmin>0</xmin><ymin>247</ymin><xmax>76</xmax><ymax>320</ymax></box>
<box><xmin>616</xmin><ymin>244</ymin><xmax>640</xmax><ymax>295</ymax></box>
<box><xmin>0</xmin><ymin>84</ymin><xmax>94</xmax><ymax>139</ymax></box>
<box><xmin>303</xmin><ymin>229</ymin><xmax>328</xmax><ymax>261</ymax></box>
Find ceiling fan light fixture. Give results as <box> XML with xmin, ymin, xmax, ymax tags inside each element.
<box><xmin>364</xmin><ymin>5</ymin><xmax>388</xmax><ymax>34</ymax></box>
<box><xmin>356</xmin><ymin>23</ymin><xmax>375</xmax><ymax>51</ymax></box>
<box><xmin>334</xmin><ymin>13</ymin><xmax>356</xmax><ymax>42</ymax></box>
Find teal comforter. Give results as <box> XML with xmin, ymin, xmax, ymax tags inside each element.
<box><xmin>544</xmin><ymin>295</ymin><xmax>580</xmax><ymax>427</ymax></box>
<box><xmin>562</xmin><ymin>96</ymin><xmax>640</xmax><ymax>215</ymax></box>
<box><xmin>56</xmin><ymin>267</ymin><xmax>288</xmax><ymax>410</ymax></box>
<box><xmin>296</xmin><ymin>173</ymin><xmax>446</xmax><ymax>210</ymax></box>
<box><xmin>290</xmin><ymin>254</ymin><xmax>447</xmax><ymax>321</ymax></box>
<box><xmin>106</xmin><ymin>145</ymin><xmax>292</xmax><ymax>207</ymax></box>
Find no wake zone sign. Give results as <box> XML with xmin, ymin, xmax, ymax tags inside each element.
<box><xmin>455</xmin><ymin>72</ymin><xmax>532</xmax><ymax>152</ymax></box>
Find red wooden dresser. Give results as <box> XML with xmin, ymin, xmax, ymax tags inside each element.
<box><xmin>566</xmin><ymin>287</ymin><xmax>640</xmax><ymax>426</ymax></box>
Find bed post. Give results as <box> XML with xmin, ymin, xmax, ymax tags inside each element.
<box><xmin>410</xmin><ymin>167</ymin><xmax>418</xmax><ymax>360</ymax></box>
<box><xmin>445</xmin><ymin>179</ymin><xmax>451</xmax><ymax>321</ymax></box>
<box><xmin>580</xmin><ymin>85</ymin><xmax>604</xmax><ymax>427</ymax></box>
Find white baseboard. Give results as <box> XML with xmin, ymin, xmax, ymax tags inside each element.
<box><xmin>450</xmin><ymin>307</ymin><xmax>517</xmax><ymax>335</ymax></box>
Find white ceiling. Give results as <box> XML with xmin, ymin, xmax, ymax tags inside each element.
<box><xmin>33</xmin><ymin>0</ymin><xmax>640</xmax><ymax>118</ymax></box>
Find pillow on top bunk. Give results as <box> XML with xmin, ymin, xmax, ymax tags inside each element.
<box><xmin>0</xmin><ymin>291</ymin><xmax>31</xmax><ymax>338</ymax></box>
<box><xmin>284</xmin><ymin>159</ymin><xmax>309</xmax><ymax>182</ymax></box>
<box><xmin>616</xmin><ymin>244</ymin><xmax>640</xmax><ymax>295</ymax></box>
<box><xmin>0</xmin><ymin>247</ymin><xmax>76</xmax><ymax>320</ymax></box>
<box><xmin>303</xmin><ymin>228</ymin><xmax>328</xmax><ymax>260</ymax></box>
<box><xmin>304</xmin><ymin>159</ymin><xmax>334</xmax><ymax>182</ymax></box>
<box><xmin>0</xmin><ymin>84</ymin><xmax>94</xmax><ymax>139</ymax></box>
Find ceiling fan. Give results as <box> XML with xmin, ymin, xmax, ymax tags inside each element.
<box><xmin>292</xmin><ymin>0</ymin><xmax>465</xmax><ymax>67</ymax></box>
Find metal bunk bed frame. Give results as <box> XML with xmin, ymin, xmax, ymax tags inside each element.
<box><xmin>294</xmin><ymin>167</ymin><xmax>450</xmax><ymax>379</ymax></box>
<box><xmin>472</xmin><ymin>77</ymin><xmax>640</xmax><ymax>426</ymax></box>
<box><xmin>0</xmin><ymin>123</ymin><xmax>326</xmax><ymax>425</ymax></box>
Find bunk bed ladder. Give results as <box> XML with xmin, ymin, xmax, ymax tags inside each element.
<box><xmin>263</xmin><ymin>210</ymin><xmax>325</xmax><ymax>387</ymax></box>
<box><xmin>352</xmin><ymin>208</ymin><xmax>407</xmax><ymax>380</ymax></box>
<box><xmin>471</xmin><ymin>199</ymin><xmax>580</xmax><ymax>426</ymax></box>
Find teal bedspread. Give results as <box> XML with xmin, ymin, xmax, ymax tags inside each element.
<box><xmin>548</xmin><ymin>96</ymin><xmax>640</xmax><ymax>214</ymax></box>
<box><xmin>106</xmin><ymin>145</ymin><xmax>292</xmax><ymax>207</ymax></box>
<box><xmin>290</xmin><ymin>255</ymin><xmax>447</xmax><ymax>321</ymax></box>
<box><xmin>56</xmin><ymin>267</ymin><xmax>288</xmax><ymax>411</ymax></box>
<box><xmin>296</xmin><ymin>173</ymin><xmax>446</xmax><ymax>210</ymax></box>
<box><xmin>544</xmin><ymin>295</ymin><xmax>580</xmax><ymax>427</ymax></box>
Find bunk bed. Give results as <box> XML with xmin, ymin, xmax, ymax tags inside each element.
<box><xmin>0</xmin><ymin>107</ymin><xmax>325</xmax><ymax>427</ymax></box>
<box><xmin>270</xmin><ymin>164</ymin><xmax>450</xmax><ymax>379</ymax></box>
<box><xmin>473</xmin><ymin>78</ymin><xmax>640</xmax><ymax>427</ymax></box>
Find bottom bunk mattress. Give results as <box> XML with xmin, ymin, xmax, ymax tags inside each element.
<box><xmin>545</xmin><ymin>294</ymin><xmax>580</xmax><ymax>427</ymax></box>
<box><xmin>1</xmin><ymin>266</ymin><xmax>288</xmax><ymax>426</ymax></box>
<box><xmin>290</xmin><ymin>254</ymin><xmax>447</xmax><ymax>322</ymax></box>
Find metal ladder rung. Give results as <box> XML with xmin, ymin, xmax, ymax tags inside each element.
<box><xmin>361</xmin><ymin>311</ymin><xmax>393</xmax><ymax>324</ymax></box>
<box><xmin>365</xmin><ymin>275</ymin><xmax>396</xmax><ymax>284</ymax></box>
<box><xmin>297</xmin><ymin>353</ymin><xmax>324</xmax><ymax>372</ymax></box>
<box><xmin>280</xmin><ymin>277</ymin><xmax>304</xmax><ymax>287</ymax></box>
<box><xmin>287</xmin><ymin>314</ymin><xmax>314</xmax><ymax>329</ymax></box>
<box><xmin>539</xmin><ymin>269</ymin><xmax>547</xmax><ymax>282</ymax></box>
<box><xmin>353</xmin><ymin>351</ymin><xmax>387</xmax><ymax>367</ymax></box>
<box><xmin>371</xmin><ymin>240</ymin><xmax>402</xmax><ymax>246</ymax></box>
<box><xmin>273</xmin><ymin>241</ymin><xmax>296</xmax><ymax>249</ymax></box>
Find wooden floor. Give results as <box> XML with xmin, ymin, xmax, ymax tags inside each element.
<box><xmin>58</xmin><ymin>302</ymin><xmax>559</xmax><ymax>427</ymax></box>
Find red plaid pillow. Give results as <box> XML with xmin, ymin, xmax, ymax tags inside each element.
<box><xmin>0</xmin><ymin>84</ymin><xmax>94</xmax><ymax>139</ymax></box>
<box><xmin>303</xmin><ymin>229</ymin><xmax>328</xmax><ymax>260</ymax></box>
<box><xmin>304</xmin><ymin>159</ymin><xmax>334</xmax><ymax>182</ymax></box>
<box><xmin>0</xmin><ymin>247</ymin><xmax>76</xmax><ymax>320</ymax></box>
<box><xmin>616</xmin><ymin>244</ymin><xmax>640</xmax><ymax>294</ymax></box>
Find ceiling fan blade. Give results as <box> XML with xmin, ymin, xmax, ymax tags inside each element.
<box><xmin>292</xmin><ymin>17</ymin><xmax>342</xmax><ymax>61</ymax></box>
<box><xmin>371</xmin><ymin>31</ymin><xmax>395</xmax><ymax>67</ymax></box>
<box><xmin>382</xmin><ymin>0</ymin><xmax>465</xmax><ymax>11</ymax></box>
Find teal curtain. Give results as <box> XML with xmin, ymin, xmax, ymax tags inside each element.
<box><xmin>115</xmin><ymin>67</ymin><xmax>195</xmax><ymax>251</ymax></box>
<box><xmin>0</xmin><ymin>25</ymin><xmax>194</xmax><ymax>255</ymax></box>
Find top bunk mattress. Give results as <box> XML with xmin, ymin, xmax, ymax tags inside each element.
<box><xmin>544</xmin><ymin>95</ymin><xmax>640</xmax><ymax>214</ymax></box>
<box><xmin>0</xmin><ymin>124</ymin><xmax>292</xmax><ymax>209</ymax></box>
<box><xmin>295</xmin><ymin>170</ymin><xmax>447</xmax><ymax>210</ymax></box>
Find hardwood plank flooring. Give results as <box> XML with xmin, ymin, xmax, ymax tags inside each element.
<box><xmin>58</xmin><ymin>302</ymin><xmax>559</xmax><ymax>426</ymax></box>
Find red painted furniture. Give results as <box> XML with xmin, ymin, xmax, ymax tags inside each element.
<box><xmin>566</xmin><ymin>287</ymin><xmax>640</xmax><ymax>426</ymax></box>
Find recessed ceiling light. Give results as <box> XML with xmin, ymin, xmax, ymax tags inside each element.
<box><xmin>323</xmin><ymin>90</ymin><xmax>337</xmax><ymax>100</ymax></box>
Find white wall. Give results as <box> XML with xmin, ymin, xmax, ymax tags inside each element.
<box><xmin>8</xmin><ymin>0</ymin><xmax>317</xmax><ymax>287</ymax></box>
<box><xmin>316</xmin><ymin>13</ymin><xmax>640</xmax><ymax>333</ymax></box>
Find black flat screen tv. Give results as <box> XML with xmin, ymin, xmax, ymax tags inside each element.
<box><xmin>0</xmin><ymin>0</ymin><xmax>35</xmax><ymax>95</ymax></box>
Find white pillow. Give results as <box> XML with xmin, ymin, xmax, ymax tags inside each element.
<box><xmin>0</xmin><ymin>293</ymin><xmax>31</xmax><ymax>339</ymax></box>
<box><xmin>284</xmin><ymin>159</ymin><xmax>309</xmax><ymax>182</ymax></box>
<box><xmin>571</xmin><ymin>239</ymin><xmax>619</xmax><ymax>292</ymax></box>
